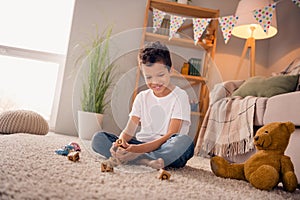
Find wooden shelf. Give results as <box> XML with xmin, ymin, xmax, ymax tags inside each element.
<box><xmin>150</xmin><ymin>0</ymin><xmax>219</xmax><ymax>18</ymax></box>
<box><xmin>171</xmin><ymin>70</ymin><xmax>206</xmax><ymax>84</ymax></box>
<box><xmin>191</xmin><ymin>111</ymin><xmax>204</xmax><ymax>117</ymax></box>
<box><xmin>145</xmin><ymin>32</ymin><xmax>213</xmax><ymax>50</ymax></box>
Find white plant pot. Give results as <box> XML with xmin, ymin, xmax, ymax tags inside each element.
<box><xmin>78</xmin><ymin>111</ymin><xmax>103</xmax><ymax>140</ymax></box>
<box><xmin>177</xmin><ymin>0</ymin><xmax>188</xmax><ymax>4</ymax></box>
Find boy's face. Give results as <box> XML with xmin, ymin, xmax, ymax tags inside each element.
<box><xmin>141</xmin><ymin>62</ymin><xmax>172</xmax><ymax>97</ymax></box>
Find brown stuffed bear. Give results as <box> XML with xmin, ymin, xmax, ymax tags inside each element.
<box><xmin>210</xmin><ymin>121</ymin><xmax>298</xmax><ymax>192</ymax></box>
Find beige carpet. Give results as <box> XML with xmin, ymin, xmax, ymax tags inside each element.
<box><xmin>1</xmin><ymin>132</ymin><xmax>300</xmax><ymax>200</ymax></box>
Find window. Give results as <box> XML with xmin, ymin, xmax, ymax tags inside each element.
<box><xmin>0</xmin><ymin>0</ymin><xmax>75</xmax><ymax>126</ymax></box>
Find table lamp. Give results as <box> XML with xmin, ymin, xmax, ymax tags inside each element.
<box><xmin>232</xmin><ymin>0</ymin><xmax>278</xmax><ymax>78</ymax></box>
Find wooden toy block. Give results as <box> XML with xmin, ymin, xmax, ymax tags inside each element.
<box><xmin>158</xmin><ymin>169</ymin><xmax>171</xmax><ymax>180</ymax></box>
<box><xmin>67</xmin><ymin>151</ymin><xmax>80</xmax><ymax>162</ymax></box>
<box><xmin>116</xmin><ymin>138</ymin><xmax>123</xmax><ymax>146</ymax></box>
<box><xmin>101</xmin><ymin>162</ymin><xmax>114</xmax><ymax>172</ymax></box>
<box><xmin>100</xmin><ymin>156</ymin><xmax>125</xmax><ymax>172</ymax></box>
<box><xmin>116</xmin><ymin>138</ymin><xmax>126</xmax><ymax>150</ymax></box>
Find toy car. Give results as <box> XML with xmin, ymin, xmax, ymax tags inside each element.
<box><xmin>55</xmin><ymin>144</ymin><xmax>74</xmax><ymax>156</ymax></box>
<box><xmin>68</xmin><ymin>142</ymin><xmax>81</xmax><ymax>151</ymax></box>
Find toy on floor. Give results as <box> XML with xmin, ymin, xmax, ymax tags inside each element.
<box><xmin>158</xmin><ymin>169</ymin><xmax>171</xmax><ymax>180</ymax></box>
<box><xmin>55</xmin><ymin>142</ymin><xmax>81</xmax><ymax>162</ymax></box>
<box><xmin>68</xmin><ymin>142</ymin><xmax>81</xmax><ymax>151</ymax></box>
<box><xmin>67</xmin><ymin>151</ymin><xmax>80</xmax><ymax>162</ymax></box>
<box><xmin>55</xmin><ymin>142</ymin><xmax>81</xmax><ymax>156</ymax></box>
<box><xmin>101</xmin><ymin>162</ymin><xmax>114</xmax><ymax>172</ymax></box>
<box><xmin>101</xmin><ymin>157</ymin><xmax>122</xmax><ymax>172</ymax></box>
<box><xmin>210</xmin><ymin>122</ymin><xmax>298</xmax><ymax>192</ymax></box>
<box><xmin>101</xmin><ymin>139</ymin><xmax>126</xmax><ymax>172</ymax></box>
<box><xmin>55</xmin><ymin>144</ymin><xmax>74</xmax><ymax>156</ymax></box>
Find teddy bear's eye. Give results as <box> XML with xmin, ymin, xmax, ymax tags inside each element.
<box><xmin>264</xmin><ymin>131</ymin><xmax>269</xmax><ymax>134</ymax></box>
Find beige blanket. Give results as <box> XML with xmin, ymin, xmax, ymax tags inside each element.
<box><xmin>195</xmin><ymin>80</ymin><xmax>258</xmax><ymax>157</ymax></box>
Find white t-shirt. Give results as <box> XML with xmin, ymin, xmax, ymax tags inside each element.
<box><xmin>129</xmin><ymin>86</ymin><xmax>191</xmax><ymax>142</ymax></box>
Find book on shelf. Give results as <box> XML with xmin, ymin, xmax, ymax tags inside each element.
<box><xmin>156</xmin><ymin>18</ymin><xmax>170</xmax><ymax>36</ymax></box>
<box><xmin>188</xmin><ymin>58</ymin><xmax>202</xmax><ymax>76</ymax></box>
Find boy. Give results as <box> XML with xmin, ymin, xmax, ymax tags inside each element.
<box><xmin>92</xmin><ymin>41</ymin><xmax>194</xmax><ymax>169</ymax></box>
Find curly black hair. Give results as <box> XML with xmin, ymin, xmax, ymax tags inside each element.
<box><xmin>138</xmin><ymin>41</ymin><xmax>172</xmax><ymax>71</ymax></box>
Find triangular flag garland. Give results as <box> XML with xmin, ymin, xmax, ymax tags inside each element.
<box><xmin>151</xmin><ymin>1</ymin><xmax>299</xmax><ymax>45</ymax></box>
<box><xmin>169</xmin><ymin>15</ymin><xmax>186</xmax><ymax>40</ymax></box>
<box><xmin>152</xmin><ymin>8</ymin><xmax>166</xmax><ymax>33</ymax></box>
<box><xmin>193</xmin><ymin>18</ymin><xmax>211</xmax><ymax>45</ymax></box>
<box><xmin>292</xmin><ymin>0</ymin><xmax>300</xmax><ymax>8</ymax></box>
<box><xmin>253</xmin><ymin>3</ymin><xmax>276</xmax><ymax>34</ymax></box>
<box><xmin>218</xmin><ymin>15</ymin><xmax>239</xmax><ymax>44</ymax></box>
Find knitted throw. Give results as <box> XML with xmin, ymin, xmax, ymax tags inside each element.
<box><xmin>0</xmin><ymin>110</ymin><xmax>49</xmax><ymax>135</ymax></box>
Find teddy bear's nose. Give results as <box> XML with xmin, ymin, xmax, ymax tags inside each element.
<box><xmin>254</xmin><ymin>136</ymin><xmax>259</xmax><ymax>141</ymax></box>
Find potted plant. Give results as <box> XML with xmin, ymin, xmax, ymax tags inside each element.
<box><xmin>77</xmin><ymin>26</ymin><xmax>115</xmax><ymax>140</ymax></box>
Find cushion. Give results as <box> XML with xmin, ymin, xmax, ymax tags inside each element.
<box><xmin>282</xmin><ymin>61</ymin><xmax>300</xmax><ymax>91</ymax></box>
<box><xmin>232</xmin><ymin>75</ymin><xmax>299</xmax><ymax>98</ymax></box>
<box><xmin>274</xmin><ymin>58</ymin><xmax>300</xmax><ymax>91</ymax></box>
<box><xmin>0</xmin><ymin>110</ymin><xmax>49</xmax><ymax>135</ymax></box>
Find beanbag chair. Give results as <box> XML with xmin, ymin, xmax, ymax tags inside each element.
<box><xmin>0</xmin><ymin>110</ymin><xmax>49</xmax><ymax>135</ymax></box>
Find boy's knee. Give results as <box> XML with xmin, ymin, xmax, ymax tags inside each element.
<box><xmin>91</xmin><ymin>132</ymin><xmax>106</xmax><ymax>148</ymax></box>
<box><xmin>173</xmin><ymin>134</ymin><xmax>193</xmax><ymax>146</ymax></box>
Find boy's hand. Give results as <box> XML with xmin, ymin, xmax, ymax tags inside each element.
<box><xmin>118</xmin><ymin>148</ymin><xmax>140</xmax><ymax>163</ymax></box>
<box><xmin>110</xmin><ymin>146</ymin><xmax>140</xmax><ymax>163</ymax></box>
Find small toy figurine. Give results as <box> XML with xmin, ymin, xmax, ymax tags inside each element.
<box><xmin>158</xmin><ymin>169</ymin><xmax>171</xmax><ymax>180</ymax></box>
<box><xmin>55</xmin><ymin>144</ymin><xmax>74</xmax><ymax>156</ymax></box>
<box><xmin>67</xmin><ymin>151</ymin><xmax>80</xmax><ymax>162</ymax></box>
<box><xmin>68</xmin><ymin>142</ymin><xmax>81</xmax><ymax>151</ymax></box>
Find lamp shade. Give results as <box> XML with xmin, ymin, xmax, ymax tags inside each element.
<box><xmin>232</xmin><ymin>0</ymin><xmax>278</xmax><ymax>40</ymax></box>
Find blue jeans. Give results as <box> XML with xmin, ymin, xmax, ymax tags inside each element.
<box><xmin>91</xmin><ymin>132</ymin><xmax>195</xmax><ymax>169</ymax></box>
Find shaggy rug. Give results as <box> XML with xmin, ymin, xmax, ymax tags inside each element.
<box><xmin>1</xmin><ymin>132</ymin><xmax>300</xmax><ymax>200</ymax></box>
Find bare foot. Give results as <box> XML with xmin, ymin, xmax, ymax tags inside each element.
<box><xmin>138</xmin><ymin>158</ymin><xmax>164</xmax><ymax>169</ymax></box>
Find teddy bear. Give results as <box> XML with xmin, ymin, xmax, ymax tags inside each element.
<box><xmin>210</xmin><ymin>121</ymin><xmax>298</xmax><ymax>192</ymax></box>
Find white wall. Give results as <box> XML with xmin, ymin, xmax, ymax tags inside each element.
<box><xmin>268</xmin><ymin>0</ymin><xmax>300</xmax><ymax>73</ymax></box>
<box><xmin>54</xmin><ymin>0</ymin><xmax>147</xmax><ymax>135</ymax></box>
<box><xmin>192</xmin><ymin>0</ymin><xmax>300</xmax><ymax>81</ymax></box>
<box><xmin>54</xmin><ymin>0</ymin><xmax>300</xmax><ymax>136</ymax></box>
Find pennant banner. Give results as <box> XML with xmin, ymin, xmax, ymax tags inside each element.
<box><xmin>292</xmin><ymin>0</ymin><xmax>300</xmax><ymax>8</ymax></box>
<box><xmin>253</xmin><ymin>3</ymin><xmax>276</xmax><ymax>34</ymax></box>
<box><xmin>193</xmin><ymin>18</ymin><xmax>211</xmax><ymax>45</ymax></box>
<box><xmin>218</xmin><ymin>15</ymin><xmax>239</xmax><ymax>44</ymax></box>
<box><xmin>151</xmin><ymin>1</ymin><xmax>300</xmax><ymax>45</ymax></box>
<box><xmin>152</xmin><ymin>8</ymin><xmax>166</xmax><ymax>33</ymax></box>
<box><xmin>169</xmin><ymin>15</ymin><xmax>186</xmax><ymax>40</ymax></box>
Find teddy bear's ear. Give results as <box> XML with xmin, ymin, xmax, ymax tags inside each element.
<box><xmin>284</xmin><ymin>121</ymin><xmax>295</xmax><ymax>134</ymax></box>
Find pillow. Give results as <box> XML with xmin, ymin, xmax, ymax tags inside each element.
<box><xmin>0</xmin><ymin>110</ymin><xmax>49</xmax><ymax>135</ymax></box>
<box><xmin>274</xmin><ymin>58</ymin><xmax>300</xmax><ymax>91</ymax></box>
<box><xmin>282</xmin><ymin>60</ymin><xmax>300</xmax><ymax>91</ymax></box>
<box><xmin>232</xmin><ymin>75</ymin><xmax>299</xmax><ymax>98</ymax></box>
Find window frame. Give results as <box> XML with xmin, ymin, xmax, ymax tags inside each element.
<box><xmin>0</xmin><ymin>44</ymin><xmax>66</xmax><ymax>130</ymax></box>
